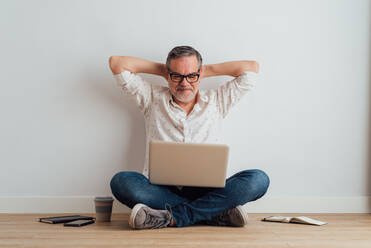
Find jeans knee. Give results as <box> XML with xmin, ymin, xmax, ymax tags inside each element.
<box><xmin>110</xmin><ymin>171</ymin><xmax>125</xmax><ymax>193</ymax></box>
<box><xmin>251</xmin><ymin>169</ymin><xmax>270</xmax><ymax>195</ymax></box>
<box><xmin>110</xmin><ymin>171</ymin><xmax>143</xmax><ymax>199</ymax></box>
<box><xmin>110</xmin><ymin>172</ymin><xmax>120</xmax><ymax>193</ymax></box>
<box><xmin>238</xmin><ymin>169</ymin><xmax>270</xmax><ymax>198</ymax></box>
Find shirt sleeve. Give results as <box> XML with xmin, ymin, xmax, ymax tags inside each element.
<box><xmin>215</xmin><ymin>71</ymin><xmax>258</xmax><ymax>118</ymax></box>
<box><xmin>113</xmin><ymin>70</ymin><xmax>152</xmax><ymax>116</ymax></box>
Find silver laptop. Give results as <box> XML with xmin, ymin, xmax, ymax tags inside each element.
<box><xmin>149</xmin><ymin>140</ymin><xmax>229</xmax><ymax>187</ymax></box>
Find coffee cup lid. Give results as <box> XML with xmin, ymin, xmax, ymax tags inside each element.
<box><xmin>95</xmin><ymin>196</ymin><xmax>114</xmax><ymax>202</ymax></box>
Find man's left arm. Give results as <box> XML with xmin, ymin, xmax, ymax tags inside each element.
<box><xmin>201</xmin><ymin>60</ymin><xmax>259</xmax><ymax>78</ymax></box>
<box><xmin>201</xmin><ymin>60</ymin><xmax>259</xmax><ymax>118</ymax></box>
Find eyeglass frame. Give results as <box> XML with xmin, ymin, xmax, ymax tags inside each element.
<box><xmin>167</xmin><ymin>68</ymin><xmax>201</xmax><ymax>84</ymax></box>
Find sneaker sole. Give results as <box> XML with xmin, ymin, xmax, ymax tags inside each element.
<box><xmin>236</xmin><ymin>205</ymin><xmax>249</xmax><ymax>226</ymax></box>
<box><xmin>129</xmin><ymin>203</ymin><xmax>146</xmax><ymax>229</ymax></box>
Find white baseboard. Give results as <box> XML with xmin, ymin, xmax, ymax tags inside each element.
<box><xmin>0</xmin><ymin>196</ymin><xmax>370</xmax><ymax>214</ymax></box>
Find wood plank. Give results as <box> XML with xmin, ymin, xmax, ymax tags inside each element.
<box><xmin>0</xmin><ymin>213</ymin><xmax>370</xmax><ymax>248</ymax></box>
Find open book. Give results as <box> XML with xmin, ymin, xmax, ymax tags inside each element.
<box><xmin>261</xmin><ymin>216</ymin><xmax>327</xmax><ymax>226</ymax></box>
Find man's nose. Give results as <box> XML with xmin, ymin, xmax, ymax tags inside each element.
<box><xmin>179</xmin><ymin>77</ymin><xmax>188</xmax><ymax>85</ymax></box>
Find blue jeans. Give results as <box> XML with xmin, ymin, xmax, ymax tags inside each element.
<box><xmin>110</xmin><ymin>169</ymin><xmax>270</xmax><ymax>227</ymax></box>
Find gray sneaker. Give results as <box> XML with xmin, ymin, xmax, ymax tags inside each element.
<box><xmin>129</xmin><ymin>203</ymin><xmax>172</xmax><ymax>229</ymax></box>
<box><xmin>204</xmin><ymin>205</ymin><xmax>248</xmax><ymax>227</ymax></box>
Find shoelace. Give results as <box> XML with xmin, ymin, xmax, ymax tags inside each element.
<box><xmin>215</xmin><ymin>209</ymin><xmax>231</xmax><ymax>223</ymax></box>
<box><xmin>144</xmin><ymin>210</ymin><xmax>171</xmax><ymax>229</ymax></box>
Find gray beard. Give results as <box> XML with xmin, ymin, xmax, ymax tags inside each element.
<box><xmin>173</xmin><ymin>90</ymin><xmax>196</xmax><ymax>103</ymax></box>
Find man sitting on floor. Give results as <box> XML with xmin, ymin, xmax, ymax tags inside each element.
<box><xmin>108</xmin><ymin>45</ymin><xmax>270</xmax><ymax>229</ymax></box>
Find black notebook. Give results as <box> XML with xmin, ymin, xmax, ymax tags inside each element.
<box><xmin>39</xmin><ymin>215</ymin><xmax>95</xmax><ymax>224</ymax></box>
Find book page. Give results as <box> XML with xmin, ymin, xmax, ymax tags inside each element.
<box><xmin>262</xmin><ymin>216</ymin><xmax>327</xmax><ymax>226</ymax></box>
<box><xmin>291</xmin><ymin>216</ymin><xmax>327</xmax><ymax>226</ymax></box>
<box><xmin>262</xmin><ymin>216</ymin><xmax>292</xmax><ymax>223</ymax></box>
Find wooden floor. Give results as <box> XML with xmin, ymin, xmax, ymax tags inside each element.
<box><xmin>1</xmin><ymin>213</ymin><xmax>370</xmax><ymax>248</ymax></box>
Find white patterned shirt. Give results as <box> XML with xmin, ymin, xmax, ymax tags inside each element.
<box><xmin>113</xmin><ymin>70</ymin><xmax>258</xmax><ymax>178</ymax></box>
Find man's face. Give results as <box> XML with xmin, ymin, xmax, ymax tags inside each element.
<box><xmin>166</xmin><ymin>55</ymin><xmax>200</xmax><ymax>103</ymax></box>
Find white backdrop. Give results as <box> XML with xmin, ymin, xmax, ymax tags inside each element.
<box><xmin>0</xmin><ymin>0</ymin><xmax>370</xmax><ymax>213</ymax></box>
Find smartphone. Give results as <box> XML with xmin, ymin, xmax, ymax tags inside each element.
<box><xmin>64</xmin><ymin>219</ymin><xmax>95</xmax><ymax>227</ymax></box>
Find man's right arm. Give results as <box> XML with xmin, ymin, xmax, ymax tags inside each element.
<box><xmin>109</xmin><ymin>56</ymin><xmax>166</xmax><ymax>116</ymax></box>
<box><xmin>109</xmin><ymin>56</ymin><xmax>167</xmax><ymax>79</ymax></box>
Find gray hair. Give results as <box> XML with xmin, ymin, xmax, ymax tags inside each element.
<box><xmin>166</xmin><ymin>46</ymin><xmax>203</xmax><ymax>71</ymax></box>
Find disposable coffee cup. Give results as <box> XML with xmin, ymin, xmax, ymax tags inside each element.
<box><xmin>94</xmin><ymin>196</ymin><xmax>114</xmax><ymax>222</ymax></box>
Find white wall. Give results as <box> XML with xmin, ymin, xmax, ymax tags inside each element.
<box><xmin>0</xmin><ymin>0</ymin><xmax>370</xmax><ymax>213</ymax></box>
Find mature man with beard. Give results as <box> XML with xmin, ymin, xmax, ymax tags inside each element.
<box><xmin>109</xmin><ymin>46</ymin><xmax>270</xmax><ymax>229</ymax></box>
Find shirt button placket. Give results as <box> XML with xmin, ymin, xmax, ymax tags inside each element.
<box><xmin>180</xmin><ymin>112</ymin><xmax>187</xmax><ymax>142</ymax></box>
<box><xmin>184</xmin><ymin>123</ymin><xmax>187</xmax><ymax>142</ymax></box>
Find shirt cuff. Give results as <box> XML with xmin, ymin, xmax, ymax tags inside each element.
<box><xmin>113</xmin><ymin>70</ymin><xmax>133</xmax><ymax>87</ymax></box>
<box><xmin>241</xmin><ymin>70</ymin><xmax>258</xmax><ymax>77</ymax></box>
<box><xmin>237</xmin><ymin>70</ymin><xmax>258</xmax><ymax>85</ymax></box>
<box><xmin>121</xmin><ymin>70</ymin><xmax>132</xmax><ymax>81</ymax></box>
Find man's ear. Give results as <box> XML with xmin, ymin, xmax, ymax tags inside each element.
<box><xmin>199</xmin><ymin>65</ymin><xmax>204</xmax><ymax>79</ymax></box>
<box><xmin>163</xmin><ymin>66</ymin><xmax>169</xmax><ymax>80</ymax></box>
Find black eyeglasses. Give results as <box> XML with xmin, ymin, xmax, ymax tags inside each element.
<box><xmin>168</xmin><ymin>69</ymin><xmax>200</xmax><ymax>83</ymax></box>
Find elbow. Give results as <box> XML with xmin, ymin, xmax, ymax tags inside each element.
<box><xmin>109</xmin><ymin>56</ymin><xmax>116</xmax><ymax>66</ymax></box>
<box><xmin>109</xmin><ymin>56</ymin><xmax>117</xmax><ymax>72</ymax></box>
<box><xmin>236</xmin><ymin>60</ymin><xmax>259</xmax><ymax>76</ymax></box>
<box><xmin>109</xmin><ymin>56</ymin><xmax>131</xmax><ymax>74</ymax></box>
<box><xmin>246</xmin><ymin>60</ymin><xmax>259</xmax><ymax>74</ymax></box>
<box><xmin>253</xmin><ymin>61</ymin><xmax>259</xmax><ymax>73</ymax></box>
<box><xmin>109</xmin><ymin>56</ymin><xmax>122</xmax><ymax>74</ymax></box>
